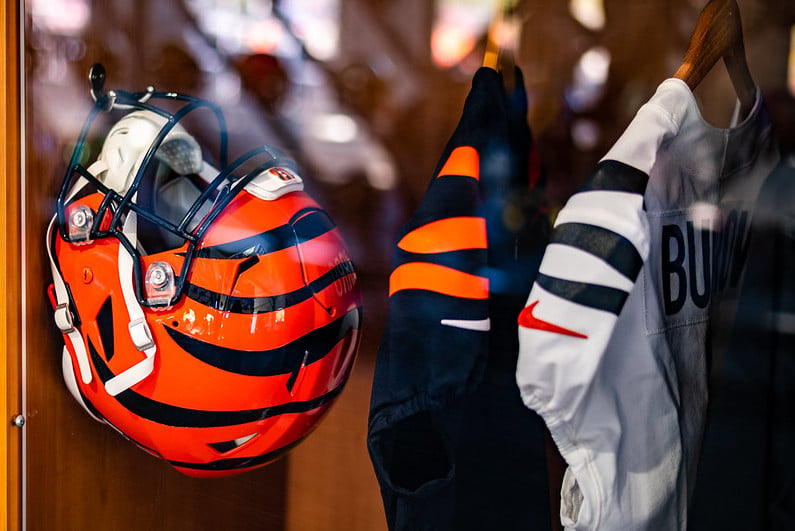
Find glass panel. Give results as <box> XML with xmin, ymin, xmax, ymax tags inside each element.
<box><xmin>21</xmin><ymin>1</ymin><xmax>795</xmax><ymax>530</ymax></box>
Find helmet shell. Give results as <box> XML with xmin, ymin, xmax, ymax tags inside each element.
<box><xmin>50</xmin><ymin>105</ymin><xmax>362</xmax><ymax>477</ymax></box>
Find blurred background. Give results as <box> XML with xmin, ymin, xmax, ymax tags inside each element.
<box><xmin>21</xmin><ymin>0</ymin><xmax>795</xmax><ymax>530</ymax></box>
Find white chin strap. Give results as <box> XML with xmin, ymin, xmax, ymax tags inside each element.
<box><xmin>104</xmin><ymin>209</ymin><xmax>156</xmax><ymax>396</ymax></box>
<box><xmin>47</xmin><ymin>217</ymin><xmax>93</xmax><ymax>385</ymax></box>
<box><xmin>48</xmin><ymin>162</ymin><xmax>157</xmax><ymax>397</ymax></box>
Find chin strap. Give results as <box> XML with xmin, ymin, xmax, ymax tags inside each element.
<box><xmin>48</xmin><ymin>164</ymin><xmax>157</xmax><ymax>397</ymax></box>
<box><xmin>104</xmin><ymin>208</ymin><xmax>157</xmax><ymax>396</ymax></box>
<box><xmin>47</xmin><ymin>217</ymin><xmax>93</xmax><ymax>385</ymax></box>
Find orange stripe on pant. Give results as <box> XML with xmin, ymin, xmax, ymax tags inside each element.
<box><xmin>389</xmin><ymin>262</ymin><xmax>488</xmax><ymax>299</ymax></box>
<box><xmin>398</xmin><ymin>217</ymin><xmax>487</xmax><ymax>254</ymax></box>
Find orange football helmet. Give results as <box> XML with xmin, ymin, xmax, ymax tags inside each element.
<box><xmin>46</xmin><ymin>65</ymin><xmax>362</xmax><ymax>477</ymax></box>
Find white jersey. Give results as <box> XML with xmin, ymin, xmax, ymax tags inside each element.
<box><xmin>516</xmin><ymin>78</ymin><xmax>779</xmax><ymax>529</ymax></box>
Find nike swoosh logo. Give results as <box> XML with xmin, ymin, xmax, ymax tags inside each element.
<box><xmin>440</xmin><ymin>318</ymin><xmax>491</xmax><ymax>331</ymax></box>
<box><xmin>518</xmin><ymin>301</ymin><xmax>587</xmax><ymax>339</ymax></box>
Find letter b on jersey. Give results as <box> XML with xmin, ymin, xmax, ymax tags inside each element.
<box><xmin>662</xmin><ymin>224</ymin><xmax>687</xmax><ymax>315</ymax></box>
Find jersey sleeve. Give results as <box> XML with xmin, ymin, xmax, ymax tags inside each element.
<box><xmin>516</xmin><ymin>159</ymin><xmax>650</xmax><ymax>528</ymax></box>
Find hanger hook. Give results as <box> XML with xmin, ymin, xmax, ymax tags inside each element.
<box><xmin>88</xmin><ymin>63</ymin><xmax>116</xmax><ymax>111</ymax></box>
<box><xmin>88</xmin><ymin>63</ymin><xmax>106</xmax><ymax>102</ymax></box>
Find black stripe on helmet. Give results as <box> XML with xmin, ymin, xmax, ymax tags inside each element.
<box><xmin>164</xmin><ymin>307</ymin><xmax>360</xmax><ymax>377</ymax></box>
<box><xmin>185</xmin><ymin>260</ymin><xmax>355</xmax><ymax>314</ymax></box>
<box><xmin>195</xmin><ymin>208</ymin><xmax>336</xmax><ymax>259</ymax></box>
<box><xmin>169</xmin><ymin>435</ymin><xmax>309</xmax><ymax>472</ymax></box>
<box><xmin>87</xmin><ymin>338</ymin><xmax>350</xmax><ymax>428</ymax></box>
<box><xmin>96</xmin><ymin>297</ymin><xmax>115</xmax><ymax>362</ymax></box>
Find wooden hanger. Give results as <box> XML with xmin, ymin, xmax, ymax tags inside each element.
<box><xmin>674</xmin><ymin>0</ymin><xmax>756</xmax><ymax>112</ymax></box>
<box><xmin>483</xmin><ymin>0</ymin><xmax>521</xmax><ymax>89</ymax></box>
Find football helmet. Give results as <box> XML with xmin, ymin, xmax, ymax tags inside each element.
<box><xmin>46</xmin><ymin>65</ymin><xmax>362</xmax><ymax>477</ymax></box>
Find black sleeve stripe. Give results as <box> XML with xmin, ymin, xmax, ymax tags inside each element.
<box><xmin>578</xmin><ymin>160</ymin><xmax>649</xmax><ymax>195</ymax></box>
<box><xmin>536</xmin><ymin>273</ymin><xmax>629</xmax><ymax>315</ymax></box>
<box><xmin>552</xmin><ymin>222</ymin><xmax>644</xmax><ymax>281</ymax></box>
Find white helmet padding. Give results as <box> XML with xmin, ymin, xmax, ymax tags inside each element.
<box><xmin>96</xmin><ymin>110</ymin><xmax>204</xmax><ymax>194</ymax></box>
